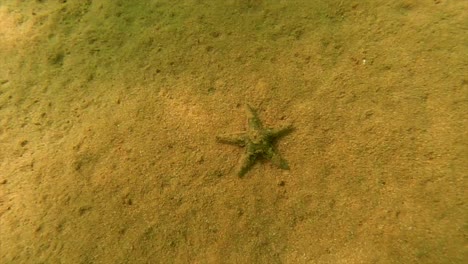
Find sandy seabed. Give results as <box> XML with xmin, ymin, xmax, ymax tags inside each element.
<box><xmin>0</xmin><ymin>1</ymin><xmax>466</xmax><ymax>263</ymax></box>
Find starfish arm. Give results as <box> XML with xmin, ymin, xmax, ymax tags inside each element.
<box><xmin>245</xmin><ymin>104</ymin><xmax>264</xmax><ymax>130</ymax></box>
<box><xmin>266</xmin><ymin>148</ymin><xmax>290</xmax><ymax>170</ymax></box>
<box><xmin>216</xmin><ymin>133</ymin><xmax>247</xmax><ymax>146</ymax></box>
<box><xmin>266</xmin><ymin>125</ymin><xmax>294</xmax><ymax>139</ymax></box>
<box><xmin>237</xmin><ymin>153</ymin><xmax>257</xmax><ymax>177</ymax></box>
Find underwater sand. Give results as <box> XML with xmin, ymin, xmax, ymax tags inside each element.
<box><xmin>0</xmin><ymin>1</ymin><xmax>466</xmax><ymax>263</ymax></box>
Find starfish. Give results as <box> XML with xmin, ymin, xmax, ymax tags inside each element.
<box><xmin>216</xmin><ymin>104</ymin><xmax>293</xmax><ymax>177</ymax></box>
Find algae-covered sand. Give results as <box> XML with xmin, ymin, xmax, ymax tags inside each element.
<box><xmin>0</xmin><ymin>1</ymin><xmax>466</xmax><ymax>263</ymax></box>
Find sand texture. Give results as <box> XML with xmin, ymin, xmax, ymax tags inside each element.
<box><xmin>0</xmin><ymin>1</ymin><xmax>466</xmax><ymax>263</ymax></box>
